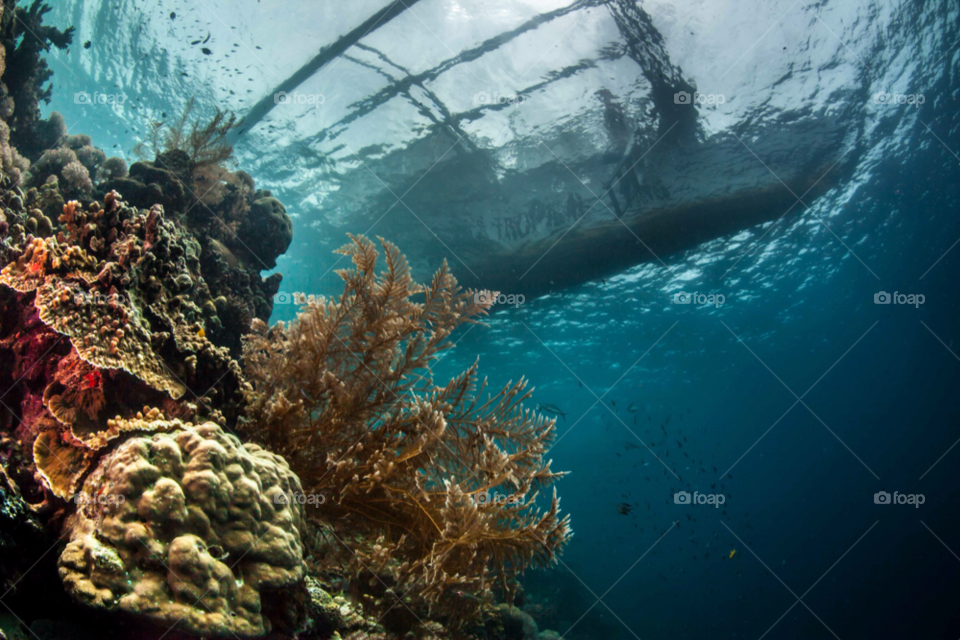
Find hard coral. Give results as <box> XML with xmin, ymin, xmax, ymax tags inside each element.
<box><xmin>58</xmin><ymin>421</ymin><xmax>306</xmax><ymax>638</ymax></box>
<box><xmin>0</xmin><ymin>190</ymin><xmax>253</xmax><ymax>517</ymax></box>
<box><xmin>98</xmin><ymin>156</ymin><xmax>128</xmax><ymax>182</ymax></box>
<box><xmin>236</xmin><ymin>196</ymin><xmax>292</xmax><ymax>270</ymax></box>
<box><xmin>1</xmin><ymin>192</ymin><xmax>249</xmax><ymax>420</ymax></box>
<box><xmin>0</xmin><ymin>233</ymin><xmax>188</xmax><ymax>400</ymax></box>
<box><xmin>23</xmin><ymin>128</ymin><xmax>101</xmax><ymax>198</ymax></box>
<box><xmin>241</xmin><ymin>235</ymin><xmax>572</xmax><ymax>619</ymax></box>
<box><xmin>99</xmin><ymin>136</ymin><xmax>283</xmax><ymax>357</ymax></box>
<box><xmin>0</xmin><ymin>1</ymin><xmax>75</xmax><ymax>157</ymax></box>
<box><xmin>0</xmin><ymin>119</ymin><xmax>29</xmax><ymax>186</ymax></box>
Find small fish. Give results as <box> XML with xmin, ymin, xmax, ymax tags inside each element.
<box><xmin>203</xmin><ymin>33</ymin><xmax>211</xmax><ymax>44</ymax></box>
<box><xmin>537</xmin><ymin>404</ymin><xmax>567</xmax><ymax>421</ymax></box>
<box><xmin>624</xmin><ymin>442</ymin><xmax>642</xmax><ymax>451</ymax></box>
<box><xmin>729</xmin><ymin>549</ymin><xmax>736</xmax><ymax>559</ymax></box>
<box><xmin>202</xmin><ymin>47</ymin><xmax>213</xmax><ymax>55</ymax></box>
<box><xmin>617</xmin><ymin>503</ymin><xmax>633</xmax><ymax>515</ymax></box>
<box><xmin>83</xmin><ymin>40</ymin><xmax>91</xmax><ymax>49</ymax></box>
<box><xmin>627</xmin><ymin>403</ymin><xmax>637</xmax><ymax>413</ymax></box>
<box><xmin>197</xmin><ymin>327</ymin><xmax>206</xmax><ymax>338</ymax></box>
<box><xmin>170</xmin><ymin>11</ymin><xmax>176</xmax><ymax>19</ymax></box>
<box><xmin>452</xmin><ymin>589</ymin><xmax>481</xmax><ymax>602</ymax></box>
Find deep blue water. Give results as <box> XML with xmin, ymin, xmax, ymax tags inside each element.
<box><xmin>262</xmin><ymin>99</ymin><xmax>960</xmax><ymax>638</ymax></box>
<box><xmin>42</xmin><ymin>0</ymin><xmax>960</xmax><ymax>637</ymax></box>
<box><xmin>430</xmin><ymin>125</ymin><xmax>960</xmax><ymax>638</ymax></box>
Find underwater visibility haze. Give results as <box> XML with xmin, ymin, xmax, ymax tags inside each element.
<box><xmin>0</xmin><ymin>0</ymin><xmax>959</xmax><ymax>639</ymax></box>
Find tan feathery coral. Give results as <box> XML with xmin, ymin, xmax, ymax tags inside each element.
<box><xmin>241</xmin><ymin>235</ymin><xmax>571</xmax><ymax>617</ymax></box>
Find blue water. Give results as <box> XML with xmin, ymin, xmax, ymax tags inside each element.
<box><xmin>42</xmin><ymin>0</ymin><xmax>960</xmax><ymax>637</ymax></box>
<box><xmin>434</xmin><ymin>142</ymin><xmax>960</xmax><ymax>638</ymax></box>
<box><xmin>263</xmin><ymin>105</ymin><xmax>960</xmax><ymax>638</ymax></box>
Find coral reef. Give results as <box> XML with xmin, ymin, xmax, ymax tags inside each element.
<box><xmin>0</xmin><ymin>5</ymin><xmax>572</xmax><ymax>638</ymax></box>
<box><xmin>0</xmin><ymin>1</ymin><xmax>74</xmax><ymax>157</ymax></box>
<box><xmin>134</xmin><ymin>97</ymin><xmax>239</xmax><ymax>169</ymax></box>
<box><xmin>101</xmin><ymin>99</ymin><xmax>289</xmax><ymax>355</ymax></box>
<box><xmin>0</xmin><ymin>119</ymin><xmax>29</xmax><ymax>186</ymax></box>
<box><xmin>0</xmin><ymin>192</ymin><xmax>248</xmax><ymax>428</ymax></box>
<box><xmin>241</xmin><ymin>235</ymin><xmax>571</xmax><ymax>620</ymax></box>
<box><xmin>58</xmin><ymin>421</ymin><xmax>306</xmax><ymax>637</ymax></box>
<box><xmin>485</xmin><ymin>605</ymin><xmax>538</xmax><ymax>640</ymax></box>
<box><xmin>237</xmin><ymin>196</ymin><xmax>292</xmax><ymax>269</ymax></box>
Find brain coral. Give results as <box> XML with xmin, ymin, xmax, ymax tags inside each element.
<box><xmin>58</xmin><ymin>421</ymin><xmax>306</xmax><ymax>637</ymax></box>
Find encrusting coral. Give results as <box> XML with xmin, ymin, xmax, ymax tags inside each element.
<box><xmin>0</xmin><ymin>192</ymin><xmax>248</xmax><ymax>421</ymax></box>
<box><xmin>58</xmin><ymin>420</ymin><xmax>307</xmax><ymax>637</ymax></box>
<box><xmin>241</xmin><ymin>235</ymin><xmax>572</xmax><ymax>620</ymax></box>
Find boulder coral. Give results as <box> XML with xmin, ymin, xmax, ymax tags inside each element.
<box><xmin>58</xmin><ymin>421</ymin><xmax>306</xmax><ymax>637</ymax></box>
<box><xmin>237</xmin><ymin>196</ymin><xmax>292</xmax><ymax>269</ymax></box>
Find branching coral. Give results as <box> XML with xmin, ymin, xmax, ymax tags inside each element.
<box><xmin>135</xmin><ymin>96</ymin><xmax>240</xmax><ymax>169</ymax></box>
<box><xmin>241</xmin><ymin>235</ymin><xmax>571</xmax><ymax>618</ymax></box>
